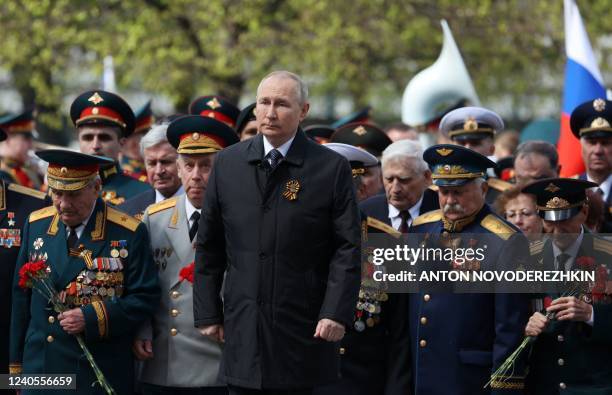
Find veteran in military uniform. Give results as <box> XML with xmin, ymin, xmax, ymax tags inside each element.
<box><xmin>392</xmin><ymin>144</ymin><xmax>530</xmax><ymax>394</ymax></box>
<box><xmin>0</xmin><ymin>110</ymin><xmax>44</xmax><ymax>190</ymax></box>
<box><xmin>121</xmin><ymin>100</ymin><xmax>155</xmax><ymax>182</ymax></box>
<box><xmin>0</xmin><ymin>127</ymin><xmax>48</xmax><ymax>395</ymax></box>
<box><xmin>9</xmin><ymin>149</ymin><xmax>160</xmax><ymax>395</ymax></box>
<box><xmin>569</xmin><ymin>98</ymin><xmax>612</xmax><ymax>233</ymax></box>
<box><xmin>522</xmin><ymin>178</ymin><xmax>612</xmax><ymax>395</ymax></box>
<box><xmin>134</xmin><ymin>115</ymin><xmax>238</xmax><ymax>395</ymax></box>
<box><xmin>439</xmin><ymin>107</ymin><xmax>512</xmax><ymax>204</ymax></box>
<box><xmin>70</xmin><ymin>90</ymin><xmax>152</xmax><ymax>205</ymax></box>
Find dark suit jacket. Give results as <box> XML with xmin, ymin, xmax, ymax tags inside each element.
<box><xmin>194</xmin><ymin>131</ymin><xmax>361</xmax><ymax>389</ymax></box>
<box><xmin>119</xmin><ymin>188</ymin><xmax>156</xmax><ymax>217</ymax></box>
<box><xmin>359</xmin><ymin>188</ymin><xmax>440</xmax><ymax>225</ymax></box>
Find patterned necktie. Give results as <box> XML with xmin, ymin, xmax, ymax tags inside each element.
<box><xmin>556</xmin><ymin>253</ymin><xmax>571</xmax><ymax>272</ymax></box>
<box><xmin>67</xmin><ymin>227</ymin><xmax>78</xmax><ymax>250</ymax></box>
<box><xmin>399</xmin><ymin>210</ymin><xmax>411</xmax><ymax>233</ymax></box>
<box><xmin>189</xmin><ymin>211</ymin><xmax>200</xmax><ymax>242</ymax></box>
<box><xmin>267</xmin><ymin>149</ymin><xmax>283</xmax><ymax>170</ymax></box>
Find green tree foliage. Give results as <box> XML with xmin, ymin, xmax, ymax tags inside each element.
<box><xmin>0</xmin><ymin>0</ymin><xmax>609</xmax><ymax>139</ymax></box>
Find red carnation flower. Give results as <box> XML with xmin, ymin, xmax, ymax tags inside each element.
<box><xmin>18</xmin><ymin>260</ymin><xmax>49</xmax><ymax>290</ymax></box>
<box><xmin>179</xmin><ymin>262</ymin><xmax>195</xmax><ymax>284</ymax></box>
<box><xmin>576</xmin><ymin>256</ymin><xmax>595</xmax><ymax>270</ymax></box>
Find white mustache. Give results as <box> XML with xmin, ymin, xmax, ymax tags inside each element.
<box><xmin>443</xmin><ymin>203</ymin><xmax>465</xmax><ymax>214</ymax></box>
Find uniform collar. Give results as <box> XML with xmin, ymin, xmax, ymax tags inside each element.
<box><xmin>587</xmin><ymin>172</ymin><xmax>612</xmax><ymax>202</ymax></box>
<box><xmin>441</xmin><ymin>203</ymin><xmax>487</xmax><ymax>233</ymax></box>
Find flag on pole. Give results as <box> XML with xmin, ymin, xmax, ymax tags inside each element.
<box><xmin>558</xmin><ymin>0</ymin><xmax>606</xmax><ymax>177</ymax></box>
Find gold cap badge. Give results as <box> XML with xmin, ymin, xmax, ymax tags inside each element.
<box><xmin>206</xmin><ymin>97</ymin><xmax>221</xmax><ymax>109</ymax></box>
<box><xmin>352</xmin><ymin>126</ymin><xmax>367</xmax><ymax>136</ymax></box>
<box><xmin>436</xmin><ymin>148</ymin><xmax>453</xmax><ymax>156</ymax></box>
<box><xmin>88</xmin><ymin>92</ymin><xmax>104</xmax><ymax>105</ymax></box>
<box><xmin>593</xmin><ymin>98</ymin><xmax>606</xmax><ymax>112</ymax></box>
<box><xmin>544</xmin><ymin>183</ymin><xmax>560</xmax><ymax>193</ymax></box>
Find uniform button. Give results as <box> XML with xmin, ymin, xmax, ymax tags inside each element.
<box><xmin>557</xmin><ymin>335</ymin><xmax>564</xmax><ymax>342</ymax></box>
<box><xmin>559</xmin><ymin>382</ymin><xmax>566</xmax><ymax>390</ymax></box>
<box><xmin>171</xmin><ymin>291</ymin><xmax>180</xmax><ymax>299</ymax></box>
<box><xmin>48</xmin><ymin>316</ymin><xmax>55</xmax><ymax>324</ymax></box>
<box><xmin>170</xmin><ymin>328</ymin><xmax>178</xmax><ymax>336</ymax></box>
<box><xmin>339</xmin><ymin>347</ymin><xmax>346</xmax><ymax>355</ymax></box>
<box><xmin>419</xmin><ymin>339</ymin><xmax>427</xmax><ymax>348</ymax></box>
<box><xmin>420</xmin><ymin>317</ymin><xmax>427</xmax><ymax>325</ymax></box>
<box><xmin>558</xmin><ymin>358</ymin><xmax>564</xmax><ymax>366</ymax></box>
<box><xmin>170</xmin><ymin>309</ymin><xmax>180</xmax><ymax>317</ymax></box>
<box><xmin>46</xmin><ymin>335</ymin><xmax>54</xmax><ymax>343</ymax></box>
<box><xmin>423</xmin><ymin>294</ymin><xmax>431</xmax><ymax>302</ymax></box>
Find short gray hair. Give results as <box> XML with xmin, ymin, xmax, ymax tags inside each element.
<box><xmin>381</xmin><ymin>140</ymin><xmax>428</xmax><ymax>173</ymax></box>
<box><xmin>515</xmin><ymin>140</ymin><xmax>558</xmax><ymax>170</ymax></box>
<box><xmin>140</xmin><ymin>124</ymin><xmax>170</xmax><ymax>157</ymax></box>
<box><xmin>257</xmin><ymin>70</ymin><xmax>309</xmax><ymax>105</ymax></box>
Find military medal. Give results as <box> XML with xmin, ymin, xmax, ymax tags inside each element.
<box><xmin>282</xmin><ymin>180</ymin><xmax>300</xmax><ymax>201</ymax></box>
<box><xmin>33</xmin><ymin>238</ymin><xmax>44</xmax><ymax>250</ymax></box>
<box><xmin>354</xmin><ymin>319</ymin><xmax>366</xmax><ymax>332</ymax></box>
<box><xmin>7</xmin><ymin>212</ymin><xmax>15</xmax><ymax>227</ymax></box>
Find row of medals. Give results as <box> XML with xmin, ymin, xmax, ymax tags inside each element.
<box><xmin>354</xmin><ymin>289</ymin><xmax>388</xmax><ymax>332</ymax></box>
<box><xmin>61</xmin><ymin>269</ymin><xmax>125</xmax><ymax>307</ymax></box>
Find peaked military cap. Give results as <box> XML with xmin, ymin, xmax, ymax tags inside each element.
<box><xmin>569</xmin><ymin>98</ymin><xmax>612</xmax><ymax>139</ymax></box>
<box><xmin>167</xmin><ymin>115</ymin><xmax>239</xmax><ymax>154</ymax></box>
<box><xmin>324</xmin><ymin>142</ymin><xmax>378</xmax><ymax>178</ymax></box>
<box><xmin>330</xmin><ymin>122</ymin><xmax>391</xmax><ymax>157</ymax></box>
<box><xmin>235</xmin><ymin>103</ymin><xmax>256</xmax><ymax>135</ymax></box>
<box><xmin>521</xmin><ymin>178</ymin><xmax>597</xmax><ymax>222</ymax></box>
<box><xmin>0</xmin><ymin>110</ymin><xmax>36</xmax><ymax>137</ymax></box>
<box><xmin>331</xmin><ymin>106</ymin><xmax>371</xmax><ymax>129</ymax></box>
<box><xmin>36</xmin><ymin>149</ymin><xmax>114</xmax><ymax>191</ymax></box>
<box><xmin>424</xmin><ymin>144</ymin><xmax>496</xmax><ymax>187</ymax></box>
<box><xmin>188</xmin><ymin>95</ymin><xmax>240</xmax><ymax>128</ymax></box>
<box><xmin>304</xmin><ymin>124</ymin><xmax>336</xmax><ymax>144</ymax></box>
<box><xmin>134</xmin><ymin>100</ymin><xmax>155</xmax><ymax>134</ymax></box>
<box><xmin>70</xmin><ymin>90</ymin><xmax>136</xmax><ymax>137</ymax></box>
<box><xmin>439</xmin><ymin>106</ymin><xmax>504</xmax><ymax>141</ymax></box>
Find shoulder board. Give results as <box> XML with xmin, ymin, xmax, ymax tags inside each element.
<box><xmin>428</xmin><ymin>184</ymin><xmax>439</xmax><ymax>192</ymax></box>
<box><xmin>487</xmin><ymin>177</ymin><xmax>512</xmax><ymax>192</ymax></box>
<box><xmin>8</xmin><ymin>183</ymin><xmax>47</xmax><ymax>200</ymax></box>
<box><xmin>412</xmin><ymin>209</ymin><xmax>442</xmax><ymax>227</ymax></box>
<box><xmin>147</xmin><ymin>197</ymin><xmax>178</xmax><ymax>215</ymax></box>
<box><xmin>593</xmin><ymin>237</ymin><xmax>612</xmax><ymax>255</ymax></box>
<box><xmin>366</xmin><ymin>217</ymin><xmax>401</xmax><ymax>238</ymax></box>
<box><xmin>529</xmin><ymin>240</ymin><xmax>545</xmax><ymax>256</ymax></box>
<box><xmin>107</xmin><ymin>207</ymin><xmax>140</xmax><ymax>232</ymax></box>
<box><xmin>29</xmin><ymin>206</ymin><xmax>57</xmax><ymax>223</ymax></box>
<box><xmin>481</xmin><ymin>214</ymin><xmax>516</xmax><ymax>240</ymax></box>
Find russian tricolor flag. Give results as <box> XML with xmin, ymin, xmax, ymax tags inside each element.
<box><xmin>558</xmin><ymin>0</ymin><xmax>606</xmax><ymax>177</ymax></box>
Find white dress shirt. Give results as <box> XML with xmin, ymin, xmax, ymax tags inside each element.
<box><xmin>185</xmin><ymin>197</ymin><xmax>201</xmax><ymax>229</ymax></box>
<box><xmin>587</xmin><ymin>173</ymin><xmax>612</xmax><ymax>202</ymax></box>
<box><xmin>263</xmin><ymin>135</ymin><xmax>296</xmax><ymax>165</ymax></box>
<box><xmin>388</xmin><ymin>196</ymin><xmax>423</xmax><ymax>231</ymax></box>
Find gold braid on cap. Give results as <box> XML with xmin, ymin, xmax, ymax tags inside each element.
<box><xmin>537</xmin><ymin>197</ymin><xmax>585</xmax><ymax>211</ymax></box>
<box><xmin>579</xmin><ymin>117</ymin><xmax>612</xmax><ymax>136</ymax></box>
<box><xmin>177</xmin><ymin>132</ymin><xmax>223</xmax><ymax>154</ymax></box>
<box><xmin>351</xmin><ymin>168</ymin><xmax>366</xmax><ymax>178</ymax></box>
<box><xmin>47</xmin><ymin>167</ymin><xmax>97</xmax><ymax>191</ymax></box>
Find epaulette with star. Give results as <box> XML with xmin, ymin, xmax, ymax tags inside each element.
<box><xmin>529</xmin><ymin>239</ymin><xmax>545</xmax><ymax>256</ymax></box>
<box><xmin>147</xmin><ymin>196</ymin><xmax>178</xmax><ymax>216</ymax></box>
<box><xmin>7</xmin><ymin>183</ymin><xmax>47</xmax><ymax>200</ymax></box>
<box><xmin>107</xmin><ymin>207</ymin><xmax>140</xmax><ymax>231</ymax></box>
<box><xmin>29</xmin><ymin>206</ymin><xmax>57</xmax><ymax>223</ymax></box>
<box><xmin>366</xmin><ymin>217</ymin><xmax>401</xmax><ymax>238</ymax></box>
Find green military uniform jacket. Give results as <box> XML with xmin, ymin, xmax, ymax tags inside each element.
<box><xmin>527</xmin><ymin>233</ymin><xmax>612</xmax><ymax>395</ymax></box>
<box><xmin>100</xmin><ymin>163</ymin><xmax>152</xmax><ymax>206</ymax></box>
<box><xmin>9</xmin><ymin>198</ymin><xmax>160</xmax><ymax>395</ymax></box>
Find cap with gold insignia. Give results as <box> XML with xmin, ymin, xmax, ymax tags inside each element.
<box><xmin>331</xmin><ymin>107</ymin><xmax>371</xmax><ymax>129</ymax></box>
<box><xmin>304</xmin><ymin>124</ymin><xmax>335</xmax><ymax>144</ymax></box>
<box><xmin>36</xmin><ymin>149</ymin><xmax>114</xmax><ymax>191</ymax></box>
<box><xmin>521</xmin><ymin>178</ymin><xmax>597</xmax><ymax>222</ymax></box>
<box><xmin>569</xmin><ymin>98</ymin><xmax>612</xmax><ymax>140</ymax></box>
<box><xmin>167</xmin><ymin>115</ymin><xmax>239</xmax><ymax>154</ymax></box>
<box><xmin>424</xmin><ymin>144</ymin><xmax>496</xmax><ymax>187</ymax></box>
<box><xmin>439</xmin><ymin>106</ymin><xmax>504</xmax><ymax>142</ymax></box>
<box><xmin>134</xmin><ymin>100</ymin><xmax>155</xmax><ymax>135</ymax></box>
<box><xmin>330</xmin><ymin>122</ymin><xmax>392</xmax><ymax>157</ymax></box>
<box><xmin>323</xmin><ymin>142</ymin><xmax>378</xmax><ymax>178</ymax></box>
<box><xmin>0</xmin><ymin>110</ymin><xmax>36</xmax><ymax>137</ymax></box>
<box><xmin>70</xmin><ymin>90</ymin><xmax>135</xmax><ymax>137</ymax></box>
<box><xmin>188</xmin><ymin>95</ymin><xmax>240</xmax><ymax>129</ymax></box>
<box><xmin>235</xmin><ymin>103</ymin><xmax>256</xmax><ymax>135</ymax></box>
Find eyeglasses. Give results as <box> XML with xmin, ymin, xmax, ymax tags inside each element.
<box><xmin>505</xmin><ymin>209</ymin><xmax>536</xmax><ymax>220</ymax></box>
